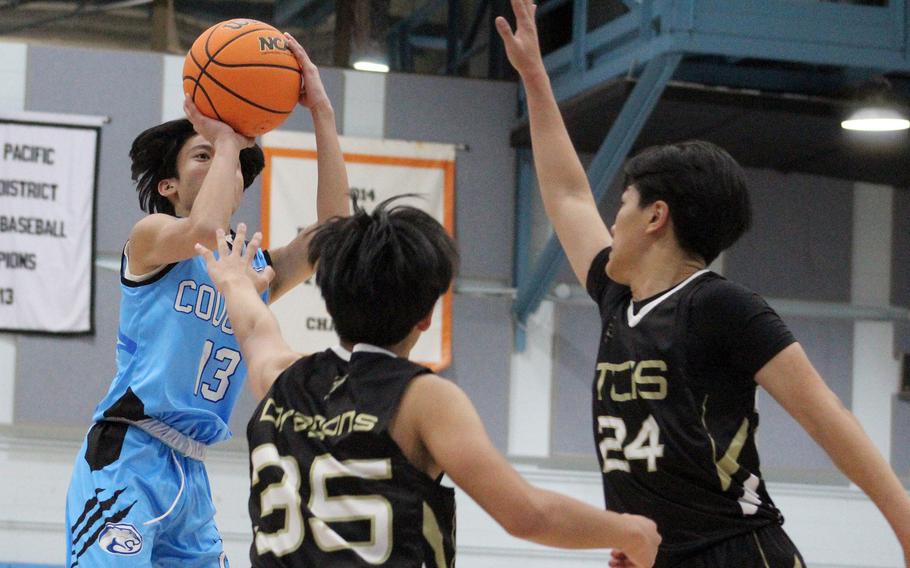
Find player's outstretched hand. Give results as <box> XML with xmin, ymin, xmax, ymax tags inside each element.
<box><xmin>608</xmin><ymin>515</ymin><xmax>661</xmax><ymax>568</ymax></box>
<box><xmin>195</xmin><ymin>223</ymin><xmax>275</xmax><ymax>295</ymax></box>
<box><xmin>183</xmin><ymin>95</ymin><xmax>254</xmax><ymax>149</ymax></box>
<box><xmin>495</xmin><ymin>0</ymin><xmax>546</xmax><ymax>80</ymax></box>
<box><xmin>285</xmin><ymin>33</ymin><xmax>332</xmax><ymax>114</ymax></box>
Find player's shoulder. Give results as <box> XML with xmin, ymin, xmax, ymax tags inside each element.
<box><xmin>688</xmin><ymin>273</ymin><xmax>770</xmax><ymax>319</ymax></box>
<box><xmin>129</xmin><ymin>212</ymin><xmax>177</xmax><ymax>238</ymax></box>
<box><xmin>280</xmin><ymin>348</ymin><xmax>342</xmax><ymax>376</ymax></box>
<box><xmin>401</xmin><ymin>373</ymin><xmax>461</xmax><ymax>404</ymax></box>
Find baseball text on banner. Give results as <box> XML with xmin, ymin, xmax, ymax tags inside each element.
<box><xmin>261</xmin><ymin>131</ymin><xmax>455</xmax><ymax>370</ymax></box>
<box><xmin>0</xmin><ymin>119</ymin><xmax>99</xmax><ymax>333</ymax></box>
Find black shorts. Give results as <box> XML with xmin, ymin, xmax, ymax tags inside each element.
<box><xmin>675</xmin><ymin>525</ymin><xmax>805</xmax><ymax>568</ymax></box>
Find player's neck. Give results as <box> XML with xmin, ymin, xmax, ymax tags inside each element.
<box><xmin>628</xmin><ymin>247</ymin><xmax>705</xmax><ymax>301</ymax></box>
<box><xmin>372</xmin><ymin>330</ymin><xmax>421</xmax><ymax>360</ymax></box>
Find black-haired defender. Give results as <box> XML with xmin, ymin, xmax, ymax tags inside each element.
<box><xmin>199</xmin><ymin>197</ymin><xmax>661</xmax><ymax>567</ymax></box>
<box><xmin>497</xmin><ymin>0</ymin><xmax>910</xmax><ymax>566</ymax></box>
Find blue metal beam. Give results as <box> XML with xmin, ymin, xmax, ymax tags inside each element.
<box><xmin>446</xmin><ymin>0</ymin><xmax>462</xmax><ymax>74</ymax></box>
<box><xmin>408</xmin><ymin>34</ymin><xmax>448</xmax><ymax>50</ymax></box>
<box><xmin>544</xmin><ymin>1</ymin><xmax>670</xmax><ymax>76</ymax></box>
<box><xmin>571</xmin><ymin>0</ymin><xmax>588</xmax><ymax>73</ymax></box>
<box><xmin>675</xmin><ymin>61</ymin><xmax>878</xmax><ymax>98</ymax></box>
<box><xmin>511</xmin><ymin>0</ymin><xmax>910</xmax><ymax>341</ymax></box>
<box><xmin>512</xmin><ymin>52</ymin><xmax>682</xmax><ymax>341</ymax></box>
<box><xmin>552</xmin><ymin>35</ymin><xmax>674</xmax><ymax>102</ymax></box>
<box><xmin>540</xmin><ymin>0</ymin><xmax>910</xmax><ymax>106</ymax></box>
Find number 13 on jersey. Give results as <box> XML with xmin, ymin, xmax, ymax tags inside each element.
<box><xmin>193</xmin><ymin>339</ymin><xmax>241</xmax><ymax>402</ymax></box>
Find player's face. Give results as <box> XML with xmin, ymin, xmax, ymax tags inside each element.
<box><xmin>606</xmin><ymin>186</ymin><xmax>651</xmax><ymax>283</ymax></box>
<box><xmin>171</xmin><ymin>134</ymin><xmax>244</xmax><ymax>216</ymax></box>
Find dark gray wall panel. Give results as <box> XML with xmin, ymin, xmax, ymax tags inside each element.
<box><xmin>26</xmin><ymin>45</ymin><xmax>164</xmax><ymax>255</ymax></box>
<box><xmin>756</xmin><ymin>316</ymin><xmax>853</xmax><ymax>483</ymax></box>
<box><xmin>893</xmin><ymin>188</ymin><xmax>910</xmax><ymax>308</ymax></box>
<box><xmin>445</xmin><ymin>295</ymin><xmax>513</xmax><ymax>451</ymax></box>
<box><xmin>384</xmin><ymin>74</ymin><xmax>516</xmax><ymax>281</ymax></box>
<box><xmin>725</xmin><ymin>169</ymin><xmax>852</xmax><ymax>302</ymax></box>
<box><xmin>551</xmin><ymin>301</ymin><xmax>601</xmax><ymax>457</ymax></box>
<box><xmin>892</xmin><ymin>396</ymin><xmax>910</xmax><ymax>474</ymax></box>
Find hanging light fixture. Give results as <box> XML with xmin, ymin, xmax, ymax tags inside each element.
<box><xmin>353</xmin><ymin>60</ymin><xmax>390</xmax><ymax>73</ymax></box>
<box><xmin>841</xmin><ymin>107</ymin><xmax>910</xmax><ymax>131</ymax></box>
<box><xmin>841</xmin><ymin>77</ymin><xmax>910</xmax><ymax>132</ymax></box>
<box><xmin>336</xmin><ymin>0</ymin><xmax>390</xmax><ymax>73</ymax></box>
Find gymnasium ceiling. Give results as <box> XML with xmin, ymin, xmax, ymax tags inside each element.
<box><xmin>2</xmin><ymin>0</ymin><xmax>909</xmax><ymax>187</ymax></box>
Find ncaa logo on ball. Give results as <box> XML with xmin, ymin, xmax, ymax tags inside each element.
<box><xmin>99</xmin><ymin>523</ymin><xmax>143</xmax><ymax>555</ymax></box>
<box><xmin>259</xmin><ymin>36</ymin><xmax>288</xmax><ymax>53</ymax></box>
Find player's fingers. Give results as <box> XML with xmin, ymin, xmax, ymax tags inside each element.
<box><xmin>494</xmin><ymin>16</ymin><xmax>514</xmax><ymax>44</ymax></box>
<box><xmin>284</xmin><ymin>34</ymin><xmax>303</xmax><ymax>63</ymax></box>
<box><xmin>261</xmin><ymin>265</ymin><xmax>276</xmax><ymax>284</ymax></box>
<box><xmin>512</xmin><ymin>0</ymin><xmax>528</xmax><ymax>25</ymax></box>
<box><xmin>247</xmin><ymin>231</ymin><xmax>263</xmax><ymax>264</ymax></box>
<box><xmin>183</xmin><ymin>94</ymin><xmax>197</xmax><ymax>118</ymax></box>
<box><xmin>215</xmin><ymin>228</ymin><xmax>229</xmax><ymax>258</ymax></box>
<box><xmin>516</xmin><ymin>0</ymin><xmax>535</xmax><ymax>32</ymax></box>
<box><xmin>194</xmin><ymin>242</ymin><xmax>214</xmax><ymax>263</ymax></box>
<box><xmin>285</xmin><ymin>32</ymin><xmax>315</xmax><ymax>71</ymax></box>
<box><xmin>234</xmin><ymin>223</ymin><xmax>248</xmax><ymax>256</ymax></box>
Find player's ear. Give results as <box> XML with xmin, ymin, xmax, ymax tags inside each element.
<box><xmin>416</xmin><ymin>309</ymin><xmax>434</xmax><ymax>332</ymax></box>
<box><xmin>158</xmin><ymin>178</ymin><xmax>177</xmax><ymax>198</ymax></box>
<box><xmin>646</xmin><ymin>200</ymin><xmax>670</xmax><ymax>232</ymax></box>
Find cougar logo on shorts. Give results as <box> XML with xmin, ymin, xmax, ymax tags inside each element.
<box><xmin>99</xmin><ymin>522</ymin><xmax>143</xmax><ymax>555</ymax></box>
<box><xmin>69</xmin><ymin>487</ymin><xmax>137</xmax><ymax>566</ymax></box>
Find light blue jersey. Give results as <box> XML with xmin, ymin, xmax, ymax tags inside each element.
<box><xmin>92</xmin><ymin>237</ymin><xmax>270</xmax><ymax>445</ymax></box>
<box><xmin>67</xmin><ymin>235</ymin><xmax>270</xmax><ymax>567</ymax></box>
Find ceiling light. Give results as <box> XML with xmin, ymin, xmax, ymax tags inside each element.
<box><xmin>352</xmin><ymin>60</ymin><xmax>390</xmax><ymax>73</ymax></box>
<box><xmin>841</xmin><ymin>107</ymin><xmax>910</xmax><ymax>132</ymax></box>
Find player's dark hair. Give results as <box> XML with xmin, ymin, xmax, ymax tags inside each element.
<box><xmin>308</xmin><ymin>195</ymin><xmax>459</xmax><ymax>347</ymax></box>
<box><xmin>623</xmin><ymin>140</ymin><xmax>751</xmax><ymax>265</ymax></box>
<box><xmin>129</xmin><ymin>118</ymin><xmax>265</xmax><ymax>215</ymax></box>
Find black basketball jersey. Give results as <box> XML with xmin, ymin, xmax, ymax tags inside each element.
<box><xmin>247</xmin><ymin>346</ymin><xmax>456</xmax><ymax>568</ymax></box>
<box><xmin>586</xmin><ymin>248</ymin><xmax>796</xmax><ymax>566</ymax></box>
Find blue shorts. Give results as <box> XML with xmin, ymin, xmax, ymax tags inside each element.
<box><xmin>65</xmin><ymin>422</ymin><xmax>229</xmax><ymax>567</ymax></box>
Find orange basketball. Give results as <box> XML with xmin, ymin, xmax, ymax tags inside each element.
<box><xmin>183</xmin><ymin>19</ymin><xmax>301</xmax><ymax>137</ymax></box>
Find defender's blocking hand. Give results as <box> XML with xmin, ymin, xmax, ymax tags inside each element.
<box><xmin>495</xmin><ymin>0</ymin><xmax>546</xmax><ymax>79</ymax></box>
<box><xmin>196</xmin><ymin>223</ymin><xmax>274</xmax><ymax>295</ymax></box>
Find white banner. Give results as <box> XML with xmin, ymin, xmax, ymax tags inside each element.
<box><xmin>0</xmin><ymin>119</ymin><xmax>99</xmax><ymax>333</ymax></box>
<box><xmin>262</xmin><ymin>131</ymin><xmax>455</xmax><ymax>370</ymax></box>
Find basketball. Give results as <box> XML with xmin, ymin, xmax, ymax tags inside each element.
<box><xmin>183</xmin><ymin>19</ymin><xmax>301</xmax><ymax>137</ymax></box>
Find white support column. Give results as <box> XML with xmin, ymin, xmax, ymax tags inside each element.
<box><xmin>161</xmin><ymin>54</ymin><xmax>186</xmax><ymax>122</ymax></box>
<box><xmin>0</xmin><ymin>41</ymin><xmax>28</xmax><ymax>425</ymax></box>
<box><xmin>850</xmin><ymin>182</ymin><xmax>898</xmax><ymax>462</ymax></box>
<box><xmin>508</xmin><ymin>301</ymin><xmax>554</xmax><ymax>458</ymax></box>
<box><xmin>341</xmin><ymin>69</ymin><xmax>386</xmax><ymax>138</ymax></box>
